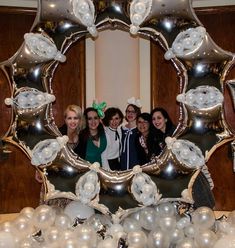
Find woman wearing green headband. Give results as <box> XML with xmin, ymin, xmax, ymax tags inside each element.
<box><xmin>75</xmin><ymin>107</ymin><xmax>107</xmax><ymax>165</ymax></box>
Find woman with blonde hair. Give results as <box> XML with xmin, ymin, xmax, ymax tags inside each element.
<box><xmin>59</xmin><ymin>104</ymin><xmax>84</xmax><ymax>152</ymax></box>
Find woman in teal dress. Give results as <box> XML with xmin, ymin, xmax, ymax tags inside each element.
<box><xmin>75</xmin><ymin>107</ymin><xmax>107</xmax><ymax>165</ymax></box>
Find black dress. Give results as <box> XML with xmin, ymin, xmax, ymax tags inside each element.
<box><xmin>135</xmin><ymin>134</ymin><xmax>151</xmax><ymax>165</ymax></box>
<box><xmin>59</xmin><ymin>124</ymin><xmax>79</xmax><ymax>152</ymax></box>
<box><xmin>148</xmin><ymin>125</ymin><xmax>175</xmax><ymax>158</ymax></box>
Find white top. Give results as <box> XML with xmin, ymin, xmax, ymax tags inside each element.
<box><xmin>101</xmin><ymin>126</ymin><xmax>122</xmax><ymax>170</ymax></box>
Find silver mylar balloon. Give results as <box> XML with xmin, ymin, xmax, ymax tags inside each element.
<box><xmin>1</xmin><ymin>0</ymin><xmax>235</xmax><ymax>217</ymax></box>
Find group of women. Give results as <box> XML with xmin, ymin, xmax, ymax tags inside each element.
<box><xmin>61</xmin><ymin>101</ymin><xmax>175</xmax><ymax>171</ymax></box>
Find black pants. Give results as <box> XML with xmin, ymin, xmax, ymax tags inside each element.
<box><xmin>108</xmin><ymin>158</ymin><xmax>121</xmax><ymax>171</ymax></box>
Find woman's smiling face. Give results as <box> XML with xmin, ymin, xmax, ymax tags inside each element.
<box><xmin>152</xmin><ymin>111</ymin><xmax>167</xmax><ymax>133</ymax></box>
<box><xmin>125</xmin><ymin>105</ymin><xmax>137</xmax><ymax>122</ymax></box>
<box><xmin>109</xmin><ymin>113</ymin><xmax>122</xmax><ymax>130</ymax></box>
<box><xmin>87</xmin><ymin>110</ymin><xmax>100</xmax><ymax>131</ymax></box>
<box><xmin>65</xmin><ymin>110</ymin><xmax>80</xmax><ymax>131</ymax></box>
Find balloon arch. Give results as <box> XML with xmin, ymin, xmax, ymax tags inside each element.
<box><xmin>1</xmin><ymin>0</ymin><xmax>235</xmax><ymax>218</ymax></box>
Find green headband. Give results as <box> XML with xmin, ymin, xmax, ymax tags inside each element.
<box><xmin>92</xmin><ymin>101</ymin><xmax>107</xmax><ymax>118</ymax></box>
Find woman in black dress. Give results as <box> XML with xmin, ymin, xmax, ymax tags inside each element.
<box><xmin>149</xmin><ymin>107</ymin><xmax>175</xmax><ymax>158</ymax></box>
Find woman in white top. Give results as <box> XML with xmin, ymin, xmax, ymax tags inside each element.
<box><xmin>102</xmin><ymin>107</ymin><xmax>124</xmax><ymax>170</ymax></box>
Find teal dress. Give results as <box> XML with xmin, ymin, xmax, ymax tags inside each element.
<box><xmin>85</xmin><ymin>133</ymin><xmax>107</xmax><ymax>164</ymax></box>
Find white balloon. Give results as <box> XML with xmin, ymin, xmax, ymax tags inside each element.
<box><xmin>78</xmin><ymin>1</ymin><xmax>89</xmax><ymax>14</ymax></box>
<box><xmin>97</xmin><ymin>238</ymin><xmax>117</xmax><ymax>248</ymax></box>
<box><xmin>127</xmin><ymin>230</ymin><xmax>147</xmax><ymax>247</ymax></box>
<box><xmin>164</xmin><ymin>49</ymin><xmax>175</xmax><ymax>60</ymax></box>
<box><xmin>184</xmin><ymin>223</ymin><xmax>198</xmax><ymax>238</ymax></box>
<box><xmin>60</xmin><ymin>238</ymin><xmax>80</xmax><ymax>248</ymax></box>
<box><xmin>213</xmin><ymin>234</ymin><xmax>235</xmax><ymax>248</ymax></box>
<box><xmin>130</xmin><ymin>24</ymin><xmax>139</xmax><ymax>35</ymax></box>
<box><xmin>12</xmin><ymin>215</ymin><xmax>35</xmax><ymax>238</ymax></box>
<box><xmin>123</xmin><ymin>217</ymin><xmax>142</xmax><ymax>233</ymax></box>
<box><xmin>20</xmin><ymin>207</ymin><xmax>35</xmax><ymax>219</ymax></box>
<box><xmin>135</xmin><ymin>175</ymin><xmax>146</xmax><ymax>186</ymax></box>
<box><xmin>157</xmin><ymin>202</ymin><xmax>176</xmax><ymax>217</ymax></box>
<box><xmin>139</xmin><ymin>207</ymin><xmax>158</xmax><ymax>230</ymax></box>
<box><xmin>64</xmin><ymin>201</ymin><xmax>95</xmax><ymax>221</ymax></box>
<box><xmin>83</xmin><ymin>182</ymin><xmax>95</xmax><ymax>194</ymax></box>
<box><xmin>17</xmin><ymin>95</ymin><xmax>27</xmax><ymax>107</ymax></box>
<box><xmin>32</xmin><ymin>205</ymin><xmax>56</xmax><ymax>230</ymax></box>
<box><xmin>73</xmin><ymin>224</ymin><xmax>97</xmax><ymax>247</ymax></box>
<box><xmin>172</xmin><ymin>43</ymin><xmax>184</xmax><ymax>55</ymax></box>
<box><xmin>192</xmin><ymin>207</ymin><xmax>215</xmax><ymax>230</ymax></box>
<box><xmin>182</xmin><ymin>37</ymin><xmax>193</xmax><ymax>49</ymax></box>
<box><xmin>0</xmin><ymin>231</ymin><xmax>16</xmax><ymax>248</ymax></box>
<box><xmin>134</xmin><ymin>2</ymin><xmax>146</xmax><ymax>14</ymax></box>
<box><xmin>82</xmin><ymin>13</ymin><xmax>93</xmax><ymax>26</ymax></box>
<box><xmin>176</xmin><ymin>238</ymin><xmax>196</xmax><ymax>248</ymax></box>
<box><xmin>142</xmin><ymin>184</ymin><xmax>154</xmax><ymax>195</ymax></box>
<box><xmin>194</xmin><ymin>229</ymin><xmax>217</xmax><ymax>248</ymax></box>
<box><xmin>159</xmin><ymin>216</ymin><xmax>177</xmax><ymax>233</ymax></box>
<box><xmin>43</xmin><ymin>227</ymin><xmax>61</xmax><ymax>244</ymax></box>
<box><xmin>42</xmin><ymin>147</ymin><xmax>53</xmax><ymax>159</ymax></box>
<box><xmin>185</xmin><ymin>92</ymin><xmax>195</xmax><ymax>105</ymax></box>
<box><xmin>132</xmin><ymin>14</ymin><xmax>143</xmax><ymax>25</ymax></box>
<box><xmin>170</xmin><ymin>228</ymin><xmax>184</xmax><ymax>245</ymax></box>
<box><xmin>147</xmin><ymin>228</ymin><xmax>170</xmax><ymax>248</ymax></box>
<box><xmin>228</xmin><ymin>211</ymin><xmax>235</xmax><ymax>225</ymax></box>
<box><xmin>54</xmin><ymin>213</ymin><xmax>72</xmax><ymax>230</ymax></box>
<box><xmin>180</xmin><ymin>147</ymin><xmax>190</xmax><ymax>159</ymax></box>
<box><xmin>176</xmin><ymin>216</ymin><xmax>191</xmax><ymax>229</ymax></box>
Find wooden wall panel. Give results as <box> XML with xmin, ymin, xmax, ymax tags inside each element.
<box><xmin>197</xmin><ymin>7</ymin><xmax>235</xmax><ymax>211</ymax></box>
<box><xmin>0</xmin><ymin>7</ymin><xmax>85</xmax><ymax>213</ymax></box>
<box><xmin>151</xmin><ymin>6</ymin><xmax>235</xmax><ymax>210</ymax></box>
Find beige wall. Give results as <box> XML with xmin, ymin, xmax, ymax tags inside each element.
<box><xmin>86</xmin><ymin>30</ymin><xmax>150</xmax><ymax>113</ymax></box>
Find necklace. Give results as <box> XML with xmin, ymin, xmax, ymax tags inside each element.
<box><xmin>90</xmin><ymin>133</ymin><xmax>99</xmax><ymax>141</ymax></box>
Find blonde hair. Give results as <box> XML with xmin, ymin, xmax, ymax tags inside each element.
<box><xmin>64</xmin><ymin>105</ymin><xmax>85</xmax><ymax>131</ymax></box>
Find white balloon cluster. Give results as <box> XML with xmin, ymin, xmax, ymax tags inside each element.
<box><xmin>75</xmin><ymin>170</ymin><xmax>100</xmax><ymax>204</ymax></box>
<box><xmin>4</xmin><ymin>88</ymin><xmax>55</xmax><ymax>109</ymax></box>
<box><xmin>131</xmin><ymin>167</ymin><xmax>162</xmax><ymax>206</ymax></box>
<box><xmin>166</xmin><ymin>137</ymin><xmax>205</xmax><ymax>170</ymax></box>
<box><xmin>72</xmin><ymin>0</ymin><xmax>98</xmax><ymax>37</ymax></box>
<box><xmin>31</xmin><ymin>136</ymin><xmax>69</xmax><ymax>166</ymax></box>
<box><xmin>130</xmin><ymin>0</ymin><xmax>152</xmax><ymax>35</ymax></box>
<box><xmin>177</xmin><ymin>86</ymin><xmax>224</xmax><ymax>109</ymax></box>
<box><xmin>164</xmin><ymin>26</ymin><xmax>206</xmax><ymax>60</ymax></box>
<box><xmin>24</xmin><ymin>33</ymin><xmax>66</xmax><ymax>62</ymax></box>
<box><xmin>1</xmin><ymin>204</ymin><xmax>235</xmax><ymax>248</ymax></box>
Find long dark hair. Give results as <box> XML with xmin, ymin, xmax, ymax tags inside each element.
<box><xmin>150</xmin><ymin>107</ymin><xmax>174</xmax><ymax>134</ymax></box>
<box><xmin>81</xmin><ymin>107</ymin><xmax>105</xmax><ymax>140</ymax></box>
<box><xmin>148</xmin><ymin>107</ymin><xmax>175</xmax><ymax>157</ymax></box>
